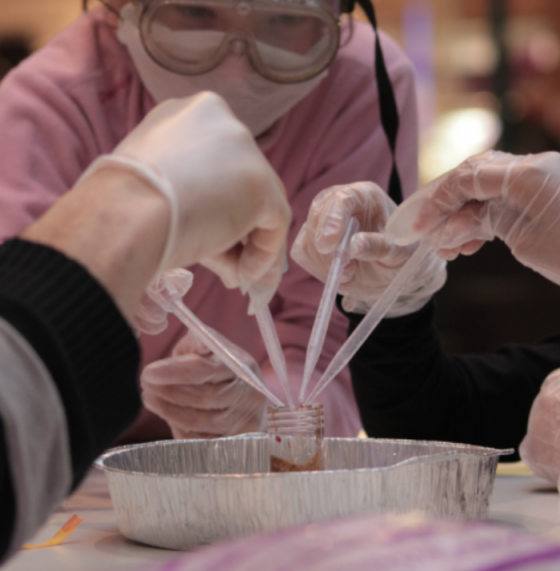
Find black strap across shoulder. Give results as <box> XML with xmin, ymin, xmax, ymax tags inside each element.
<box><xmin>343</xmin><ymin>0</ymin><xmax>403</xmax><ymax>204</ymax></box>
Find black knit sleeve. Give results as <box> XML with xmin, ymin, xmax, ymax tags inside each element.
<box><xmin>0</xmin><ymin>238</ymin><xmax>141</xmax><ymax>539</ymax></box>
<box><xmin>344</xmin><ymin>297</ymin><xmax>560</xmax><ymax>460</ymax></box>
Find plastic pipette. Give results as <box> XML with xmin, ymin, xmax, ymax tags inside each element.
<box><xmin>253</xmin><ymin>302</ymin><xmax>295</xmax><ymax>408</ymax></box>
<box><xmin>150</xmin><ymin>279</ymin><xmax>284</xmax><ymax>407</ymax></box>
<box><xmin>299</xmin><ymin>217</ymin><xmax>360</xmax><ymax>403</ymax></box>
<box><xmin>304</xmin><ymin>239</ymin><xmax>434</xmax><ymax>405</ymax></box>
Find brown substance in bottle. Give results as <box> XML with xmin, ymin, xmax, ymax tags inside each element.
<box><xmin>270</xmin><ymin>451</ymin><xmax>323</xmax><ymax>472</ymax></box>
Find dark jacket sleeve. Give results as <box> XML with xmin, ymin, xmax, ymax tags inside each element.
<box><xmin>0</xmin><ymin>239</ymin><xmax>142</xmax><ymax>558</ymax></box>
<box><xmin>345</xmin><ymin>298</ymin><xmax>560</xmax><ymax>461</ymax></box>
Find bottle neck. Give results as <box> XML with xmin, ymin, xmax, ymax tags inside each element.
<box><xmin>267</xmin><ymin>404</ymin><xmax>324</xmax><ymax>439</ymax></box>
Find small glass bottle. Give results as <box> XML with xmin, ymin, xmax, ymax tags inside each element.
<box><xmin>267</xmin><ymin>404</ymin><xmax>324</xmax><ymax>472</ymax></box>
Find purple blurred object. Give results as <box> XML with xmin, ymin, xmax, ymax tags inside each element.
<box><xmin>138</xmin><ymin>513</ymin><xmax>560</xmax><ymax>571</ymax></box>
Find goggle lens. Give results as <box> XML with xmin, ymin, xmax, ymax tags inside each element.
<box><xmin>141</xmin><ymin>1</ymin><xmax>339</xmax><ymax>82</ymax></box>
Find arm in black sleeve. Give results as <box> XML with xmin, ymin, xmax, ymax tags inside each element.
<box><xmin>0</xmin><ymin>239</ymin><xmax>142</xmax><ymax>560</ymax></box>
<box><xmin>345</xmin><ymin>297</ymin><xmax>560</xmax><ymax>460</ymax></box>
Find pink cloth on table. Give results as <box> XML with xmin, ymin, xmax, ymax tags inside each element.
<box><xmin>0</xmin><ymin>9</ymin><xmax>419</xmax><ymax>437</ymax></box>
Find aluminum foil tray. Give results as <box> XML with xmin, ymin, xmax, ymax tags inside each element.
<box><xmin>95</xmin><ymin>434</ymin><xmax>511</xmax><ymax>550</ymax></box>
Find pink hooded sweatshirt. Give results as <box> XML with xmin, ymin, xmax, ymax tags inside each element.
<box><xmin>0</xmin><ymin>8</ymin><xmax>418</xmax><ymax>437</ymax></box>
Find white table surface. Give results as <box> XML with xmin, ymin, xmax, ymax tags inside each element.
<box><xmin>3</xmin><ymin>468</ymin><xmax>560</xmax><ymax>571</ymax></box>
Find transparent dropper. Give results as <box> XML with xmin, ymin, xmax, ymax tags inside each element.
<box><xmin>149</xmin><ymin>277</ymin><xmax>284</xmax><ymax>407</ymax></box>
<box><xmin>253</xmin><ymin>301</ymin><xmax>294</xmax><ymax>408</ymax></box>
<box><xmin>305</xmin><ymin>239</ymin><xmax>434</xmax><ymax>404</ymax></box>
<box><xmin>299</xmin><ymin>217</ymin><xmax>359</xmax><ymax>403</ymax></box>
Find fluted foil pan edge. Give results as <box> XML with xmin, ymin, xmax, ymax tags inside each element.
<box><xmin>95</xmin><ymin>435</ymin><xmax>511</xmax><ymax>550</ymax></box>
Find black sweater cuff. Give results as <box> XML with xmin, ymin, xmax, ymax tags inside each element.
<box><xmin>0</xmin><ymin>239</ymin><xmax>141</xmax><ymax>487</ymax></box>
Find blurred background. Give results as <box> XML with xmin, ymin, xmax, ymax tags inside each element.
<box><xmin>2</xmin><ymin>0</ymin><xmax>560</xmax><ymax>355</ymax></box>
<box><xmin>368</xmin><ymin>0</ymin><xmax>560</xmax><ymax>355</ymax></box>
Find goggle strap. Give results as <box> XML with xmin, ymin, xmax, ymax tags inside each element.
<box><xmin>358</xmin><ymin>0</ymin><xmax>403</xmax><ymax>205</ymax></box>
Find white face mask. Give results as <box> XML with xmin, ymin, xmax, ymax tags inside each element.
<box><xmin>117</xmin><ymin>3</ymin><xmax>328</xmax><ymax>137</ymax></box>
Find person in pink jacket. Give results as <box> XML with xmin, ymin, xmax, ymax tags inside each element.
<box><xmin>0</xmin><ymin>0</ymin><xmax>419</xmax><ymax>439</ymax></box>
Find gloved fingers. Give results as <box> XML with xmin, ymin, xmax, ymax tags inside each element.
<box><xmin>436</xmin><ymin>239</ymin><xmax>486</xmax><ymax>261</ymax></box>
<box><xmin>198</xmin><ymin>175</ymin><xmax>290</xmax><ymax>303</ymax></box>
<box><xmin>169</xmin><ymin>407</ymin><xmax>265</xmax><ymax>439</ymax></box>
<box><xmin>133</xmin><ymin>292</ymin><xmax>169</xmax><ymax>335</ymax></box>
<box><xmin>246</xmin><ymin>249</ymin><xmax>288</xmax><ymax>315</ymax></box>
<box><xmin>341</xmin><ymin>295</ymin><xmax>371</xmax><ymax>315</ymax></box>
<box><xmin>173</xmin><ymin>329</ymin><xmax>261</xmax><ymax>380</ymax></box>
<box><xmin>240</xmin><ymin>242</ymin><xmax>287</xmax><ymax>315</ymax></box>
<box><xmin>172</xmin><ymin>329</ymin><xmax>213</xmax><ymax>357</ymax></box>
<box><xmin>142</xmin><ymin>391</ymin><xmax>265</xmax><ymax>437</ymax></box>
<box><xmin>141</xmin><ymin>393</ymin><xmax>225</xmax><ymax>436</ymax></box>
<box><xmin>203</xmin><ymin>241</ymin><xmax>286</xmax><ymax>307</ymax></box>
<box><xmin>110</xmin><ymin>90</ymin><xmax>293</xmax><ymax>284</ymax></box>
<box><xmin>195</xmin><ymin>394</ymin><xmax>266</xmax><ymax>435</ymax></box>
<box><xmin>133</xmin><ymin>316</ymin><xmax>168</xmax><ymax>336</ymax></box>
<box><xmin>519</xmin><ymin>367</ymin><xmax>560</xmax><ymax>485</ymax></box>
<box><xmin>291</xmin><ymin>182</ymin><xmax>395</xmax><ymax>285</ymax></box>
<box><xmin>137</xmin><ymin>269</ymin><xmax>194</xmax><ymax>335</ymax></box>
<box><xmin>339</xmin><ymin>260</ymin><xmax>357</xmax><ymax>288</ymax></box>
<box><xmin>143</xmin><ymin>377</ymin><xmax>257</xmax><ymax>409</ymax></box>
<box><xmin>311</xmin><ymin>186</ymin><xmax>356</xmax><ymax>255</ymax></box>
<box><xmin>148</xmin><ymin>268</ymin><xmax>195</xmax><ymax>304</ymax></box>
<box><xmin>502</xmin><ymin>152</ymin><xmax>560</xmax><ymax>218</ymax></box>
<box><xmin>459</xmin><ymin>239</ymin><xmax>487</xmax><ymax>256</ymax></box>
<box><xmin>310</xmin><ymin>182</ymin><xmax>392</xmax><ymax>255</ymax></box>
<box><xmin>292</xmin><ymin>227</ymin><xmax>357</xmax><ymax>291</ymax></box>
<box><xmin>350</xmin><ymin>232</ymin><xmax>411</xmax><ymax>267</ymax></box>
<box><xmin>541</xmin><ymin>368</ymin><xmax>560</xmax><ymax>392</ymax></box>
<box><xmin>385</xmin><ymin>175</ymin><xmax>467</xmax><ymax>246</ymax></box>
<box><xmin>436</xmin><ymin>201</ymin><xmax>496</xmax><ymax>249</ymax></box>
<box><xmin>161</xmin><ymin>268</ymin><xmax>194</xmax><ymax>297</ymax></box>
<box><xmin>237</xmin><ymin>197</ymin><xmax>291</xmax><ymax>290</ymax></box>
<box><xmin>290</xmin><ymin>222</ymin><xmax>330</xmax><ymax>284</ymax></box>
<box><xmin>386</xmin><ymin>151</ymin><xmax>511</xmax><ymax>246</ymax></box>
<box><xmin>141</xmin><ymin>353</ymin><xmax>235</xmax><ymax>386</ymax></box>
<box><xmin>142</xmin><ymin>325</ymin><xmax>266</xmax><ymax>438</ymax></box>
<box><xmin>201</xmin><ymin>244</ymin><xmax>245</xmax><ymax>290</ymax></box>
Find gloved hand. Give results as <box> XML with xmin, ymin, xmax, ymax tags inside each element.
<box><xmin>386</xmin><ymin>150</ymin><xmax>560</xmax><ymax>286</ymax></box>
<box><xmin>133</xmin><ymin>268</ymin><xmax>194</xmax><ymax>335</ymax></box>
<box><xmin>291</xmin><ymin>182</ymin><xmax>447</xmax><ymax>316</ymax></box>
<box><xmin>140</xmin><ymin>328</ymin><xmax>267</xmax><ymax>438</ymax></box>
<box><xmin>520</xmin><ymin>369</ymin><xmax>560</xmax><ymax>486</ymax></box>
<box><xmin>80</xmin><ymin>91</ymin><xmax>291</xmax><ymax>313</ymax></box>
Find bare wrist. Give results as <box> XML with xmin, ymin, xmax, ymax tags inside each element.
<box><xmin>22</xmin><ymin>168</ymin><xmax>170</xmax><ymax>322</ymax></box>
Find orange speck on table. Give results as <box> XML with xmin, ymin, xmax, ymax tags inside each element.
<box><xmin>22</xmin><ymin>514</ymin><xmax>83</xmax><ymax>550</ymax></box>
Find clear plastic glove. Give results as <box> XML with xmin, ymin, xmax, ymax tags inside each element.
<box><xmin>140</xmin><ymin>328</ymin><xmax>267</xmax><ymax>438</ymax></box>
<box><xmin>386</xmin><ymin>150</ymin><xmax>560</xmax><ymax>286</ymax></box>
<box><xmin>291</xmin><ymin>182</ymin><xmax>447</xmax><ymax>316</ymax></box>
<box><xmin>79</xmin><ymin>91</ymin><xmax>291</xmax><ymax>312</ymax></box>
<box><xmin>133</xmin><ymin>268</ymin><xmax>194</xmax><ymax>335</ymax></box>
<box><xmin>519</xmin><ymin>369</ymin><xmax>560</xmax><ymax>486</ymax></box>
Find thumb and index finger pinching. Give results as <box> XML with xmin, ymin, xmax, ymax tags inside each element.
<box><xmin>386</xmin><ymin>151</ymin><xmax>515</xmax><ymax>250</ymax></box>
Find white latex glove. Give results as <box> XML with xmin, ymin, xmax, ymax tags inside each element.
<box><xmin>80</xmin><ymin>91</ymin><xmax>291</xmax><ymax>313</ymax></box>
<box><xmin>519</xmin><ymin>369</ymin><xmax>560</xmax><ymax>487</ymax></box>
<box><xmin>141</xmin><ymin>328</ymin><xmax>267</xmax><ymax>438</ymax></box>
<box><xmin>133</xmin><ymin>268</ymin><xmax>194</xmax><ymax>335</ymax></box>
<box><xmin>291</xmin><ymin>182</ymin><xmax>447</xmax><ymax>316</ymax></box>
<box><xmin>386</xmin><ymin>150</ymin><xmax>560</xmax><ymax>287</ymax></box>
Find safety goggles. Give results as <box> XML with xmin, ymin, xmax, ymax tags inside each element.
<box><xmin>136</xmin><ymin>0</ymin><xmax>340</xmax><ymax>83</ymax></box>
